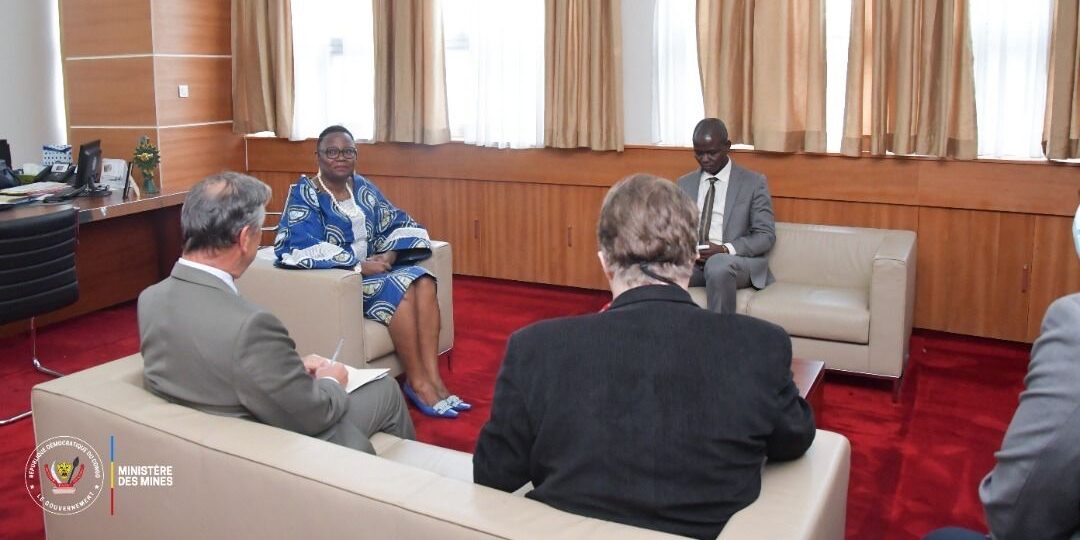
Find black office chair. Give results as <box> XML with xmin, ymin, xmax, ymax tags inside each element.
<box><xmin>0</xmin><ymin>208</ymin><xmax>79</xmax><ymax>425</ymax></box>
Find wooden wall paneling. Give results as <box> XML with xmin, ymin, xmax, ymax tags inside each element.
<box><xmin>772</xmin><ymin>198</ymin><xmax>919</xmax><ymax>231</ymax></box>
<box><xmin>60</xmin><ymin>0</ymin><xmax>153</xmax><ymax>57</ymax></box>
<box><xmin>154</xmin><ymin>57</ymin><xmax>233</xmax><ymax>125</ymax></box>
<box><xmin>157</xmin><ymin>123</ymin><xmax>244</xmax><ymax>193</ymax></box>
<box><xmin>68</xmin><ymin>127</ymin><xmax>159</xmax><ymax>165</ymax></box>
<box><xmin>151</xmin><ymin>0</ymin><xmax>231</xmax><ymax>55</ymax></box>
<box><xmin>1027</xmin><ymin>215</ymin><xmax>1080</xmax><ymax>340</ymax></box>
<box><xmin>746</xmin><ymin>154</ymin><xmax>920</xmax><ymax>205</ymax></box>
<box><xmin>64</xmin><ymin>58</ymin><xmax>157</xmax><ymax>126</ymax></box>
<box><xmin>915</xmin><ymin>208</ymin><xmax>1035</xmax><ymax>341</ymax></box>
<box><xmin>917</xmin><ymin>159</ymin><xmax>1080</xmax><ymax>217</ymax></box>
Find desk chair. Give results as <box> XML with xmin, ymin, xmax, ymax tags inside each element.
<box><xmin>0</xmin><ymin>207</ymin><xmax>79</xmax><ymax>425</ymax></box>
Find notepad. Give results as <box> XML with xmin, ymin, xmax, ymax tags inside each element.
<box><xmin>343</xmin><ymin>365</ymin><xmax>390</xmax><ymax>393</ymax></box>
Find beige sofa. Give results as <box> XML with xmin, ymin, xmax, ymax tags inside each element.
<box><xmin>236</xmin><ymin>241</ymin><xmax>454</xmax><ymax>375</ymax></box>
<box><xmin>691</xmin><ymin>222</ymin><xmax>916</xmax><ymax>383</ymax></box>
<box><xmin>32</xmin><ymin>354</ymin><xmax>851</xmax><ymax>540</ymax></box>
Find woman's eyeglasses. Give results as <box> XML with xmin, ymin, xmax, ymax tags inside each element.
<box><xmin>318</xmin><ymin>147</ymin><xmax>357</xmax><ymax>160</ymax></box>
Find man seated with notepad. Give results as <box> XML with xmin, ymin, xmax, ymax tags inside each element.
<box><xmin>139</xmin><ymin>172</ymin><xmax>415</xmax><ymax>454</ymax></box>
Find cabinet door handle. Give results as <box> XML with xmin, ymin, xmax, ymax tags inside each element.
<box><xmin>473</xmin><ymin>219</ymin><xmax>479</xmax><ymax>240</ymax></box>
<box><xmin>567</xmin><ymin>226</ymin><xmax>573</xmax><ymax>248</ymax></box>
<box><xmin>1021</xmin><ymin>264</ymin><xmax>1030</xmax><ymax>293</ymax></box>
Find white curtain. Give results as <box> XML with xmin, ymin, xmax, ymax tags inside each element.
<box><xmin>653</xmin><ymin>0</ymin><xmax>702</xmax><ymax>147</ymax></box>
<box><xmin>290</xmin><ymin>0</ymin><xmax>376</xmax><ymax>142</ymax></box>
<box><xmin>970</xmin><ymin>0</ymin><xmax>1052</xmax><ymax>159</ymax></box>
<box><xmin>824</xmin><ymin>0</ymin><xmax>851</xmax><ymax>153</ymax></box>
<box><xmin>442</xmin><ymin>0</ymin><xmax>544</xmax><ymax>149</ymax></box>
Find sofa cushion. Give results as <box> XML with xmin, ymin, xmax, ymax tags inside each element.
<box><xmin>747</xmin><ymin>283</ymin><xmax>870</xmax><ymax>344</ymax></box>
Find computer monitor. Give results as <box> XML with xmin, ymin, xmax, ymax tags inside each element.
<box><xmin>72</xmin><ymin>139</ymin><xmax>105</xmax><ymax>194</ymax></box>
<box><xmin>0</xmin><ymin>139</ymin><xmax>11</xmax><ymax>170</ymax></box>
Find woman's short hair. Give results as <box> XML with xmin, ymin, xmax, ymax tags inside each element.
<box><xmin>181</xmin><ymin>171</ymin><xmax>271</xmax><ymax>253</ymax></box>
<box><xmin>317</xmin><ymin>125</ymin><xmax>354</xmax><ymax>148</ymax></box>
<box><xmin>597</xmin><ymin>173</ymin><xmax>698</xmax><ymax>285</ymax></box>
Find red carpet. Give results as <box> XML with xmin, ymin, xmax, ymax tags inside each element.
<box><xmin>0</xmin><ymin>276</ymin><xmax>1029</xmax><ymax>540</ymax></box>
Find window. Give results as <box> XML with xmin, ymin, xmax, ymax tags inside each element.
<box><xmin>824</xmin><ymin>0</ymin><xmax>852</xmax><ymax>153</ymax></box>
<box><xmin>970</xmin><ymin>0</ymin><xmax>1052</xmax><ymax>159</ymax></box>
<box><xmin>290</xmin><ymin>0</ymin><xmax>376</xmax><ymax>142</ymax></box>
<box><xmin>653</xmin><ymin>0</ymin><xmax>704</xmax><ymax>147</ymax></box>
<box><xmin>442</xmin><ymin>0</ymin><xmax>544</xmax><ymax>149</ymax></box>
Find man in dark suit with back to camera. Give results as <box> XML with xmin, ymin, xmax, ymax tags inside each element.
<box><xmin>677</xmin><ymin>118</ymin><xmax>776</xmax><ymax>314</ymax></box>
<box><xmin>474</xmin><ymin>174</ymin><xmax>815</xmax><ymax>539</ymax></box>
<box><xmin>139</xmin><ymin>171</ymin><xmax>414</xmax><ymax>454</ymax></box>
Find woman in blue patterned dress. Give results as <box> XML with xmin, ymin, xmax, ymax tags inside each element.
<box><xmin>275</xmin><ymin>125</ymin><xmax>467</xmax><ymax>419</ymax></box>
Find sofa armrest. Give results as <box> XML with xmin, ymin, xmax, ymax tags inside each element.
<box><xmin>235</xmin><ymin>241</ymin><xmax>454</xmax><ymax>367</ymax></box>
<box><xmin>867</xmin><ymin>230</ymin><xmax>917</xmax><ymax>378</ymax></box>
<box><xmin>719</xmin><ymin>430</ymin><xmax>851</xmax><ymax>540</ymax></box>
<box><xmin>419</xmin><ymin>240</ymin><xmax>454</xmax><ymax>354</ymax></box>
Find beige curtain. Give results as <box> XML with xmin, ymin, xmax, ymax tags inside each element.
<box><xmin>696</xmin><ymin>0</ymin><xmax>827</xmax><ymax>152</ymax></box>
<box><xmin>841</xmin><ymin>0</ymin><xmax>978</xmax><ymax>158</ymax></box>
<box><xmin>544</xmin><ymin>0</ymin><xmax>624</xmax><ymax>151</ymax></box>
<box><xmin>232</xmin><ymin>0</ymin><xmax>294</xmax><ymax>137</ymax></box>
<box><xmin>1043</xmin><ymin>0</ymin><xmax>1080</xmax><ymax>160</ymax></box>
<box><xmin>373</xmin><ymin>0</ymin><xmax>451</xmax><ymax>144</ymax></box>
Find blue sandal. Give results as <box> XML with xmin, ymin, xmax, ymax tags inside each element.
<box><xmin>403</xmin><ymin>382</ymin><xmax>458</xmax><ymax>419</ymax></box>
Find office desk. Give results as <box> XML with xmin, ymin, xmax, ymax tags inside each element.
<box><xmin>0</xmin><ymin>190</ymin><xmax>186</xmax><ymax>337</ymax></box>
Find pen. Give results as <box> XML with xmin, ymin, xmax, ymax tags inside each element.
<box><xmin>329</xmin><ymin>337</ymin><xmax>345</xmax><ymax>365</ymax></box>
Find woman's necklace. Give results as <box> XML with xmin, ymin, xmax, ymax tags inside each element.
<box><xmin>313</xmin><ymin>172</ymin><xmax>361</xmax><ymax>218</ymax></box>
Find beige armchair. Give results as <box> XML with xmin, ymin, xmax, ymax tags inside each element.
<box><xmin>690</xmin><ymin>223</ymin><xmax>916</xmax><ymax>391</ymax></box>
<box><xmin>235</xmin><ymin>241</ymin><xmax>454</xmax><ymax>374</ymax></box>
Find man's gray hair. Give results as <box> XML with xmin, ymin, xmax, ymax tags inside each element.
<box><xmin>181</xmin><ymin>171</ymin><xmax>271</xmax><ymax>253</ymax></box>
<box><xmin>596</xmin><ymin>173</ymin><xmax>698</xmax><ymax>286</ymax></box>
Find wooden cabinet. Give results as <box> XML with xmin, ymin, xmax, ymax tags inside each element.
<box><xmin>368</xmin><ymin>177</ymin><xmax>608</xmax><ymax>289</ymax></box>
<box><xmin>915</xmin><ymin>208</ymin><xmax>1035</xmax><ymax>341</ymax></box>
<box><xmin>1027</xmin><ymin>215</ymin><xmax>1080</xmax><ymax>340</ymax></box>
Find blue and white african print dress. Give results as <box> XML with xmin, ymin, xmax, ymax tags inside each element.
<box><xmin>274</xmin><ymin>175</ymin><xmax>433</xmax><ymax>325</ymax></box>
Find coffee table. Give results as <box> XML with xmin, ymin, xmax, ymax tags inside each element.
<box><xmin>792</xmin><ymin>358</ymin><xmax>825</xmax><ymax>422</ymax></box>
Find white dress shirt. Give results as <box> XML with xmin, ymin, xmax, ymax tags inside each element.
<box><xmin>176</xmin><ymin>258</ymin><xmax>238</xmax><ymax>294</ymax></box>
<box><xmin>697</xmin><ymin>160</ymin><xmax>737</xmax><ymax>255</ymax></box>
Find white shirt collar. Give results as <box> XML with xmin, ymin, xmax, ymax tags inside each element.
<box><xmin>699</xmin><ymin>158</ymin><xmax>733</xmax><ymax>185</ymax></box>
<box><xmin>177</xmin><ymin>258</ymin><xmax>238</xmax><ymax>294</ymax></box>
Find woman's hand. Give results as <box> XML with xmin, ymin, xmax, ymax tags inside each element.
<box><xmin>369</xmin><ymin>251</ymin><xmax>398</xmax><ymax>266</ymax></box>
<box><xmin>355</xmin><ymin>260</ymin><xmax>392</xmax><ymax>275</ymax></box>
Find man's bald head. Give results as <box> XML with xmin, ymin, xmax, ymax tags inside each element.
<box><xmin>692</xmin><ymin>118</ymin><xmax>731</xmax><ymax>175</ymax></box>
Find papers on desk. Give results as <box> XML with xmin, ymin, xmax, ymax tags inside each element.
<box><xmin>344</xmin><ymin>365</ymin><xmax>390</xmax><ymax>393</ymax></box>
<box><xmin>0</xmin><ymin>194</ymin><xmax>33</xmax><ymax>209</ymax></box>
<box><xmin>0</xmin><ymin>181</ymin><xmax>71</xmax><ymax>196</ymax></box>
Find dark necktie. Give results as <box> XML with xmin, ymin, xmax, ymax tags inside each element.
<box><xmin>699</xmin><ymin>177</ymin><xmax>718</xmax><ymax>245</ymax></box>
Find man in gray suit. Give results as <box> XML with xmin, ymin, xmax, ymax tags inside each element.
<box><xmin>139</xmin><ymin>171</ymin><xmax>414</xmax><ymax>454</ymax></box>
<box><xmin>676</xmin><ymin>118</ymin><xmax>776</xmax><ymax>314</ymax></box>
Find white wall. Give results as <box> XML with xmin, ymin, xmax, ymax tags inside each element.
<box><xmin>0</xmin><ymin>0</ymin><xmax>66</xmax><ymax>168</ymax></box>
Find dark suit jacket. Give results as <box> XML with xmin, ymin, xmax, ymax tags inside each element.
<box><xmin>139</xmin><ymin>262</ymin><xmax>369</xmax><ymax>450</ymax></box>
<box><xmin>473</xmin><ymin>285</ymin><xmax>815</xmax><ymax>539</ymax></box>
<box><xmin>676</xmin><ymin>163</ymin><xmax>776</xmax><ymax>288</ymax></box>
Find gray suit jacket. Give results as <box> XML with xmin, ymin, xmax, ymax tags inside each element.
<box><xmin>980</xmin><ymin>293</ymin><xmax>1080</xmax><ymax>540</ymax></box>
<box><xmin>139</xmin><ymin>263</ymin><xmax>369</xmax><ymax>450</ymax></box>
<box><xmin>676</xmin><ymin>163</ymin><xmax>776</xmax><ymax>288</ymax></box>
